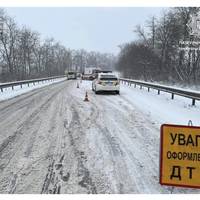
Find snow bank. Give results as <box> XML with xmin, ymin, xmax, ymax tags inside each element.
<box><xmin>0</xmin><ymin>77</ymin><xmax>67</xmax><ymax>102</ymax></box>
<box><xmin>121</xmin><ymin>83</ymin><xmax>200</xmax><ymax>126</ymax></box>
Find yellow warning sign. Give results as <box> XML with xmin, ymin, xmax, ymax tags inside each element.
<box><xmin>160</xmin><ymin>124</ymin><xmax>200</xmax><ymax>189</ymax></box>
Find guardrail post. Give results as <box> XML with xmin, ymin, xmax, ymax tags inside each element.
<box><xmin>192</xmin><ymin>99</ymin><xmax>195</xmax><ymax>106</ymax></box>
<box><xmin>0</xmin><ymin>76</ymin><xmax>63</xmax><ymax>93</ymax></box>
<box><xmin>119</xmin><ymin>78</ymin><xmax>199</xmax><ymax>106</ymax></box>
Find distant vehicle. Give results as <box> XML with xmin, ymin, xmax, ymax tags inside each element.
<box><xmin>82</xmin><ymin>68</ymin><xmax>113</xmax><ymax>80</ymax></box>
<box><xmin>82</xmin><ymin>67</ymin><xmax>94</xmax><ymax>80</ymax></box>
<box><xmin>92</xmin><ymin>73</ymin><xmax>120</xmax><ymax>94</ymax></box>
<box><xmin>91</xmin><ymin>69</ymin><xmax>113</xmax><ymax>79</ymax></box>
<box><xmin>90</xmin><ymin>68</ymin><xmax>102</xmax><ymax>80</ymax></box>
<box><xmin>84</xmin><ymin>67</ymin><xmax>95</xmax><ymax>75</ymax></box>
<box><xmin>66</xmin><ymin>71</ymin><xmax>77</xmax><ymax>80</ymax></box>
<box><xmin>82</xmin><ymin>67</ymin><xmax>97</xmax><ymax>80</ymax></box>
<box><xmin>76</xmin><ymin>72</ymin><xmax>81</xmax><ymax>78</ymax></box>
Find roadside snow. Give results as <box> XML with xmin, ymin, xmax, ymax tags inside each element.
<box><xmin>0</xmin><ymin>78</ymin><xmax>67</xmax><ymax>102</ymax></box>
<box><xmin>121</xmin><ymin>79</ymin><xmax>200</xmax><ymax>94</ymax></box>
<box><xmin>152</xmin><ymin>80</ymin><xmax>200</xmax><ymax>92</ymax></box>
<box><xmin>121</xmin><ymin>83</ymin><xmax>200</xmax><ymax>126</ymax></box>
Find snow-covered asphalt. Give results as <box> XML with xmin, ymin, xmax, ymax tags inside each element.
<box><xmin>0</xmin><ymin>79</ymin><xmax>199</xmax><ymax>194</ymax></box>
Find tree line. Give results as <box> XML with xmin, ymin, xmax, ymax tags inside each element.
<box><xmin>116</xmin><ymin>7</ymin><xmax>200</xmax><ymax>85</ymax></box>
<box><xmin>0</xmin><ymin>9</ymin><xmax>116</xmax><ymax>82</ymax></box>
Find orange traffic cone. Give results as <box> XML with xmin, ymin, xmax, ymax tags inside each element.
<box><xmin>84</xmin><ymin>92</ymin><xmax>89</xmax><ymax>102</ymax></box>
<box><xmin>77</xmin><ymin>82</ymin><xmax>79</xmax><ymax>88</ymax></box>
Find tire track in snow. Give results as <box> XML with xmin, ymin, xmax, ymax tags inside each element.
<box><xmin>0</xmin><ymin>81</ymin><xmax>69</xmax><ymax>193</ymax></box>
<box><xmin>65</xmin><ymin>103</ymin><xmax>97</xmax><ymax>194</ymax></box>
<box><xmin>85</xmin><ymin>91</ymin><xmax>165</xmax><ymax>193</ymax></box>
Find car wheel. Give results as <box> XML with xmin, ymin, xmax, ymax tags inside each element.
<box><xmin>95</xmin><ymin>87</ymin><xmax>98</xmax><ymax>94</ymax></box>
<box><xmin>116</xmin><ymin>91</ymin><xmax>120</xmax><ymax>95</ymax></box>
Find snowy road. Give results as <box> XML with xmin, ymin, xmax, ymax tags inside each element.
<box><xmin>0</xmin><ymin>79</ymin><xmax>199</xmax><ymax>194</ymax></box>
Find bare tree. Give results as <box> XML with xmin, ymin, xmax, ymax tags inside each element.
<box><xmin>0</xmin><ymin>8</ymin><xmax>116</xmax><ymax>82</ymax></box>
<box><xmin>0</xmin><ymin>12</ymin><xmax>19</xmax><ymax>80</ymax></box>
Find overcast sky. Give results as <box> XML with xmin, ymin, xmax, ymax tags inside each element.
<box><xmin>5</xmin><ymin>7</ymin><xmax>165</xmax><ymax>55</ymax></box>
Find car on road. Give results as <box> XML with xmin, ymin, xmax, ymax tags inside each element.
<box><xmin>82</xmin><ymin>68</ymin><xmax>101</xmax><ymax>80</ymax></box>
<box><xmin>66</xmin><ymin>71</ymin><xmax>77</xmax><ymax>80</ymax></box>
<box><xmin>92</xmin><ymin>73</ymin><xmax>120</xmax><ymax>94</ymax></box>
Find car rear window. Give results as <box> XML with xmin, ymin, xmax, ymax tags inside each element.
<box><xmin>68</xmin><ymin>72</ymin><xmax>75</xmax><ymax>75</ymax></box>
<box><xmin>100</xmin><ymin>75</ymin><xmax>118</xmax><ymax>81</ymax></box>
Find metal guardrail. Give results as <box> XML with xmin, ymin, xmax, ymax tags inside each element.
<box><xmin>0</xmin><ymin>75</ymin><xmax>67</xmax><ymax>92</ymax></box>
<box><xmin>120</xmin><ymin>78</ymin><xmax>200</xmax><ymax>106</ymax></box>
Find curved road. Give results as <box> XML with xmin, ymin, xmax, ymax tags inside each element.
<box><xmin>0</xmin><ymin>80</ymin><xmax>198</xmax><ymax>194</ymax></box>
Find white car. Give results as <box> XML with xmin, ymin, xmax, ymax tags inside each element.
<box><xmin>67</xmin><ymin>72</ymin><xmax>77</xmax><ymax>80</ymax></box>
<box><xmin>92</xmin><ymin>73</ymin><xmax>120</xmax><ymax>94</ymax></box>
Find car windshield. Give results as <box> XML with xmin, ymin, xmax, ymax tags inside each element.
<box><xmin>100</xmin><ymin>75</ymin><xmax>118</xmax><ymax>81</ymax></box>
<box><xmin>68</xmin><ymin>72</ymin><xmax>75</xmax><ymax>75</ymax></box>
